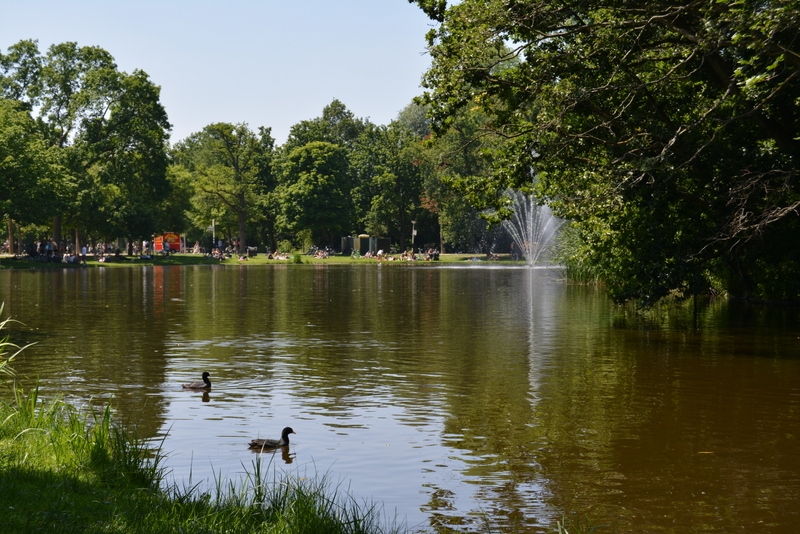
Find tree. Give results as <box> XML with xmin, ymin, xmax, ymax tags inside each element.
<box><xmin>282</xmin><ymin>99</ymin><xmax>367</xmax><ymax>154</ymax></box>
<box><xmin>413</xmin><ymin>0</ymin><xmax>800</xmax><ymax>303</ymax></box>
<box><xmin>416</xmin><ymin>99</ymin><xmax>504</xmax><ymax>253</ymax></box>
<box><xmin>275</xmin><ymin>100</ymin><xmax>367</xmax><ymax>248</ymax></box>
<box><xmin>278</xmin><ymin>141</ymin><xmax>352</xmax><ymax>247</ymax></box>
<box><xmin>76</xmin><ymin>69</ymin><xmax>172</xmax><ymax>241</ymax></box>
<box><xmin>1</xmin><ymin>39</ymin><xmax>172</xmax><ymax>248</ymax></box>
<box><xmin>175</xmin><ymin>123</ymin><xmax>274</xmax><ymax>254</ymax></box>
<box><xmin>0</xmin><ymin>98</ymin><xmax>66</xmax><ymax>251</ymax></box>
<box><xmin>351</xmin><ymin>121</ymin><xmax>426</xmax><ymax>250</ymax></box>
<box><xmin>250</xmin><ymin>127</ymin><xmax>279</xmax><ymax>252</ymax></box>
<box><xmin>396</xmin><ymin>101</ymin><xmax>432</xmax><ymax>139</ymax></box>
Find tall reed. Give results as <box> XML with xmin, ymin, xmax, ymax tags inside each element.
<box><xmin>0</xmin><ymin>303</ymin><xmax>34</xmax><ymax>381</ymax></box>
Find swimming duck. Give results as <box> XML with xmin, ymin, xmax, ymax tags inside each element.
<box><xmin>248</xmin><ymin>426</ymin><xmax>295</xmax><ymax>450</ymax></box>
<box><xmin>182</xmin><ymin>372</ymin><xmax>211</xmax><ymax>389</ymax></box>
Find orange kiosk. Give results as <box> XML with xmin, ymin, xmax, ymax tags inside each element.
<box><xmin>154</xmin><ymin>232</ymin><xmax>182</xmax><ymax>252</ymax></box>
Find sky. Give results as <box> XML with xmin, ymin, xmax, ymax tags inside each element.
<box><xmin>0</xmin><ymin>0</ymin><xmax>436</xmax><ymax>145</ymax></box>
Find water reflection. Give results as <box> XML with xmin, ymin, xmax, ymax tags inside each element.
<box><xmin>1</xmin><ymin>265</ymin><xmax>799</xmax><ymax>533</ymax></box>
<box><xmin>248</xmin><ymin>446</ymin><xmax>295</xmax><ymax>465</ymax></box>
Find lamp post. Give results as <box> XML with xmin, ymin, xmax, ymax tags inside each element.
<box><xmin>411</xmin><ymin>220</ymin><xmax>417</xmax><ymax>251</ymax></box>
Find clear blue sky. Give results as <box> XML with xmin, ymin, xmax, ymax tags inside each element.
<box><xmin>0</xmin><ymin>1</ymin><xmax>435</xmax><ymax>145</ymax></box>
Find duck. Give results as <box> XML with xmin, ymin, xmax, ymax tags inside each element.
<box><xmin>182</xmin><ymin>372</ymin><xmax>211</xmax><ymax>389</ymax></box>
<box><xmin>248</xmin><ymin>426</ymin><xmax>295</xmax><ymax>450</ymax></box>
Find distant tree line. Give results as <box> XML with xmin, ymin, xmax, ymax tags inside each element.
<box><xmin>169</xmin><ymin>96</ymin><xmax>505</xmax><ymax>257</ymax></box>
<box><xmin>1</xmin><ymin>39</ymin><xmax>501</xmax><ymax>262</ymax></box>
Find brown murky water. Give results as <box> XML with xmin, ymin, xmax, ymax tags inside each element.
<box><xmin>1</xmin><ymin>264</ymin><xmax>799</xmax><ymax>532</ymax></box>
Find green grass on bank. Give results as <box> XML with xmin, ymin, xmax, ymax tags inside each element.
<box><xmin>0</xmin><ymin>386</ymin><xmax>402</xmax><ymax>534</ymax></box>
<box><xmin>0</xmin><ymin>251</ymin><xmax>526</xmax><ymax>270</ymax></box>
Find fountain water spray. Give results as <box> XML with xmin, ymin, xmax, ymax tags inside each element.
<box><xmin>502</xmin><ymin>189</ymin><xmax>565</xmax><ymax>266</ymax></box>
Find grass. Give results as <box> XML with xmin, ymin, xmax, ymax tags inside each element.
<box><xmin>0</xmin><ymin>251</ymin><xmax>528</xmax><ymax>269</ymax></box>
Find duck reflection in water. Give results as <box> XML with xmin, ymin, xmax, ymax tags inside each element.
<box><xmin>248</xmin><ymin>445</ymin><xmax>295</xmax><ymax>464</ymax></box>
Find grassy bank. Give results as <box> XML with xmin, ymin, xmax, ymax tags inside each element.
<box><xmin>0</xmin><ymin>387</ymin><xmax>401</xmax><ymax>534</ymax></box>
<box><xmin>0</xmin><ymin>251</ymin><xmax>524</xmax><ymax>270</ymax></box>
<box><xmin>0</xmin><ymin>322</ymin><xmax>400</xmax><ymax>534</ymax></box>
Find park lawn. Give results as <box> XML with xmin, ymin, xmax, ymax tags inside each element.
<box><xmin>0</xmin><ymin>252</ymin><xmax>519</xmax><ymax>270</ymax></box>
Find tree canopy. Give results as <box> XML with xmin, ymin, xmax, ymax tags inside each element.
<box><xmin>282</xmin><ymin>99</ymin><xmax>366</xmax><ymax>154</ymax></box>
<box><xmin>0</xmin><ymin>98</ymin><xmax>65</xmax><ymax>228</ymax></box>
<box><xmin>1</xmin><ymin>39</ymin><xmax>172</xmax><ymax>245</ymax></box>
<box><xmin>413</xmin><ymin>0</ymin><xmax>800</xmax><ymax>303</ymax></box>
<box><xmin>173</xmin><ymin>122</ymin><xmax>275</xmax><ymax>254</ymax></box>
<box><xmin>278</xmin><ymin>141</ymin><xmax>352</xmax><ymax>247</ymax></box>
<box><xmin>351</xmin><ymin>121</ymin><xmax>427</xmax><ymax>249</ymax></box>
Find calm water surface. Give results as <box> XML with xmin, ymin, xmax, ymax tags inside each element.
<box><xmin>1</xmin><ymin>264</ymin><xmax>799</xmax><ymax>533</ymax></box>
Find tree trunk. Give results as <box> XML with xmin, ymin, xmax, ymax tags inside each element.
<box><xmin>235</xmin><ymin>214</ymin><xmax>246</xmax><ymax>255</ymax></box>
<box><xmin>52</xmin><ymin>215</ymin><xmax>62</xmax><ymax>252</ymax></box>
<box><xmin>237</xmin><ymin>194</ymin><xmax>247</xmax><ymax>255</ymax></box>
<box><xmin>7</xmin><ymin>218</ymin><xmax>14</xmax><ymax>254</ymax></box>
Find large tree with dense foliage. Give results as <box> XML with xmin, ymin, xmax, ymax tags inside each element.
<box><xmin>275</xmin><ymin>100</ymin><xmax>367</xmax><ymax>248</ymax></box>
<box><xmin>282</xmin><ymin>99</ymin><xmax>367</xmax><ymax>154</ymax></box>
<box><xmin>0</xmin><ymin>99</ymin><xmax>64</xmax><ymax>223</ymax></box>
<box><xmin>173</xmin><ymin>123</ymin><xmax>275</xmax><ymax>254</ymax></box>
<box><xmin>413</xmin><ymin>0</ymin><xmax>800</xmax><ymax>303</ymax></box>
<box><xmin>0</xmin><ymin>98</ymin><xmax>66</xmax><ymax>251</ymax></box>
<box><xmin>0</xmin><ymin>39</ymin><xmax>172</xmax><ymax>247</ymax></box>
<box><xmin>278</xmin><ymin>141</ymin><xmax>352</xmax><ymax>247</ymax></box>
<box><xmin>419</xmin><ymin>102</ymin><xmax>505</xmax><ymax>253</ymax></box>
<box><xmin>351</xmin><ymin>121</ymin><xmax>426</xmax><ymax>250</ymax></box>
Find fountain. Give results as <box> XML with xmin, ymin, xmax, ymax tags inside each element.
<box><xmin>502</xmin><ymin>189</ymin><xmax>565</xmax><ymax>266</ymax></box>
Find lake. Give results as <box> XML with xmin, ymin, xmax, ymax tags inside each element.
<box><xmin>1</xmin><ymin>264</ymin><xmax>799</xmax><ymax>532</ymax></box>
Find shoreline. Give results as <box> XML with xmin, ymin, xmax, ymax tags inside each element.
<box><xmin>0</xmin><ymin>252</ymin><xmax>525</xmax><ymax>270</ymax></box>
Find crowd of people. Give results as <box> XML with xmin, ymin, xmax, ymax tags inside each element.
<box><xmin>355</xmin><ymin>247</ymin><xmax>440</xmax><ymax>261</ymax></box>
<box><xmin>4</xmin><ymin>237</ymin><xmax>441</xmax><ymax>263</ymax></box>
<box><xmin>4</xmin><ymin>239</ymin><xmax>158</xmax><ymax>264</ymax></box>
